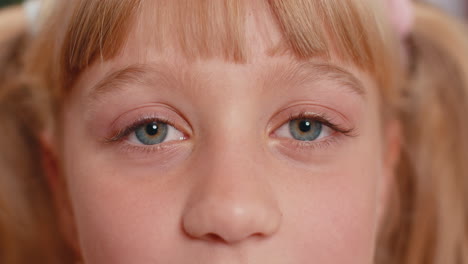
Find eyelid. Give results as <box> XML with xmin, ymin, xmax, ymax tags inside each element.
<box><xmin>267</xmin><ymin>103</ymin><xmax>356</xmax><ymax>137</ymax></box>
<box><xmin>107</xmin><ymin>117</ymin><xmax>180</xmax><ymax>143</ymax></box>
<box><xmin>104</xmin><ymin>104</ymin><xmax>191</xmax><ymax>143</ymax></box>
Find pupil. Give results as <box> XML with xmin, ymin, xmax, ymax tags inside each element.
<box><xmin>299</xmin><ymin>120</ymin><xmax>312</xmax><ymax>132</ymax></box>
<box><xmin>145</xmin><ymin>122</ymin><xmax>159</xmax><ymax>136</ymax></box>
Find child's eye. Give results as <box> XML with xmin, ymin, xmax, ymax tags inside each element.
<box><xmin>275</xmin><ymin>118</ymin><xmax>334</xmax><ymax>141</ymax></box>
<box><xmin>127</xmin><ymin>121</ymin><xmax>185</xmax><ymax>145</ymax></box>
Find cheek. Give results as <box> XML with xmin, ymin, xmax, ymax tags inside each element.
<box><xmin>63</xmin><ymin>153</ymin><xmax>187</xmax><ymax>262</ymax></box>
<box><xmin>271</xmin><ymin>128</ymin><xmax>384</xmax><ymax>263</ymax></box>
<box><xmin>277</xmin><ymin>165</ymin><xmax>381</xmax><ymax>263</ymax></box>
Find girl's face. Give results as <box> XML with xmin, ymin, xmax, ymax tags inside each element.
<box><xmin>53</xmin><ymin>5</ymin><xmax>399</xmax><ymax>264</ymax></box>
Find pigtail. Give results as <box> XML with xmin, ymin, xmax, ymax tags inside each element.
<box><xmin>0</xmin><ymin>5</ymin><xmax>70</xmax><ymax>264</ymax></box>
<box><xmin>381</xmin><ymin>3</ymin><xmax>468</xmax><ymax>264</ymax></box>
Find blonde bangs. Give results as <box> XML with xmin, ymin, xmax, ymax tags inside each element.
<box><xmin>31</xmin><ymin>0</ymin><xmax>400</xmax><ymax>104</ymax></box>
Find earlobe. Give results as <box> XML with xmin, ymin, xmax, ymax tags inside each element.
<box><xmin>38</xmin><ymin>131</ymin><xmax>82</xmax><ymax>260</ymax></box>
<box><xmin>377</xmin><ymin>119</ymin><xmax>403</xmax><ymax>225</ymax></box>
<box><xmin>39</xmin><ymin>131</ymin><xmax>60</xmax><ymax>193</ymax></box>
<box><xmin>385</xmin><ymin>119</ymin><xmax>403</xmax><ymax>174</ymax></box>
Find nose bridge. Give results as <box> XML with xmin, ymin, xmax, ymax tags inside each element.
<box><xmin>182</xmin><ymin>134</ymin><xmax>282</xmax><ymax>244</ymax></box>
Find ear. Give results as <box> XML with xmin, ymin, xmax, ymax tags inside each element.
<box><xmin>377</xmin><ymin>119</ymin><xmax>402</xmax><ymax>224</ymax></box>
<box><xmin>39</xmin><ymin>130</ymin><xmax>82</xmax><ymax>259</ymax></box>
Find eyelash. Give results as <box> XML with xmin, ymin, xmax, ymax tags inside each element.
<box><xmin>278</xmin><ymin>112</ymin><xmax>357</xmax><ymax>150</ymax></box>
<box><xmin>105</xmin><ymin>116</ymin><xmax>177</xmax><ymax>143</ymax></box>
<box><xmin>286</xmin><ymin>112</ymin><xmax>355</xmax><ymax>136</ymax></box>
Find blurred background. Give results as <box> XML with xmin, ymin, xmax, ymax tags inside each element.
<box><xmin>425</xmin><ymin>0</ymin><xmax>467</xmax><ymax>17</ymax></box>
<box><xmin>0</xmin><ymin>0</ymin><xmax>21</xmax><ymax>8</ymax></box>
<box><xmin>0</xmin><ymin>0</ymin><xmax>467</xmax><ymax>18</ymax></box>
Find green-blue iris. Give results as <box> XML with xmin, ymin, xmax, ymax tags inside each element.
<box><xmin>135</xmin><ymin>122</ymin><xmax>168</xmax><ymax>145</ymax></box>
<box><xmin>289</xmin><ymin>119</ymin><xmax>322</xmax><ymax>141</ymax></box>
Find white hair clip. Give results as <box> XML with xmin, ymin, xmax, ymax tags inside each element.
<box><xmin>24</xmin><ymin>0</ymin><xmax>41</xmax><ymax>34</ymax></box>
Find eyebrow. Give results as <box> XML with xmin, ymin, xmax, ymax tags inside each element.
<box><xmin>313</xmin><ymin>64</ymin><xmax>366</xmax><ymax>96</ymax></box>
<box><xmin>272</xmin><ymin>62</ymin><xmax>366</xmax><ymax>97</ymax></box>
<box><xmin>87</xmin><ymin>64</ymin><xmax>173</xmax><ymax>103</ymax></box>
<box><xmin>86</xmin><ymin>61</ymin><xmax>366</xmax><ymax>105</ymax></box>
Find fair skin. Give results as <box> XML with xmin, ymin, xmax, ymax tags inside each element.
<box><xmin>44</xmin><ymin>5</ymin><xmax>402</xmax><ymax>264</ymax></box>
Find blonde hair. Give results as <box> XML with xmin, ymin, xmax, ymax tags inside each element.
<box><xmin>0</xmin><ymin>0</ymin><xmax>467</xmax><ymax>263</ymax></box>
<box><xmin>0</xmin><ymin>4</ymin><xmax>71</xmax><ymax>263</ymax></box>
<box><xmin>378</xmin><ymin>5</ymin><xmax>468</xmax><ymax>263</ymax></box>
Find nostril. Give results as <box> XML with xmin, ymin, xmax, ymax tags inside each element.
<box><xmin>202</xmin><ymin>231</ymin><xmax>267</xmax><ymax>244</ymax></box>
<box><xmin>203</xmin><ymin>233</ymin><xmax>226</xmax><ymax>243</ymax></box>
<box><xmin>251</xmin><ymin>232</ymin><xmax>264</xmax><ymax>238</ymax></box>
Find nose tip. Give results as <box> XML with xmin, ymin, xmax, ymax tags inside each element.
<box><xmin>182</xmin><ymin>199</ymin><xmax>282</xmax><ymax>244</ymax></box>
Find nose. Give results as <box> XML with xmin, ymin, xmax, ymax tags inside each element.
<box><xmin>181</xmin><ymin>151</ymin><xmax>282</xmax><ymax>244</ymax></box>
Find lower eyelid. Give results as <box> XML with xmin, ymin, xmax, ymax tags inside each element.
<box><xmin>276</xmin><ymin>134</ymin><xmax>341</xmax><ymax>152</ymax></box>
<box><xmin>117</xmin><ymin>139</ymin><xmax>188</xmax><ymax>157</ymax></box>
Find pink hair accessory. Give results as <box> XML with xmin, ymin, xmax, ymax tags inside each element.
<box><xmin>386</xmin><ymin>0</ymin><xmax>414</xmax><ymax>39</ymax></box>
